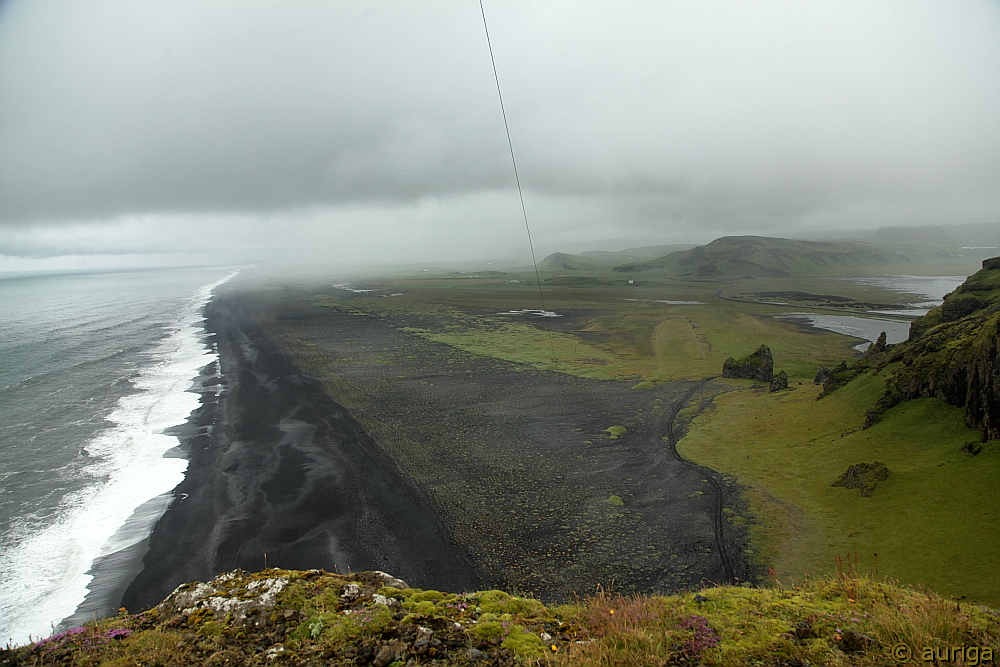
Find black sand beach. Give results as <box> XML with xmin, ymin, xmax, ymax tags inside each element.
<box><xmin>122</xmin><ymin>275</ymin><xmax>755</xmax><ymax>611</ymax></box>
<box><xmin>121</xmin><ymin>281</ymin><xmax>480</xmax><ymax>612</ymax></box>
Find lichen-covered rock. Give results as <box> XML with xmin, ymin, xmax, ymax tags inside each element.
<box><xmin>769</xmin><ymin>370</ymin><xmax>788</xmax><ymax>392</ymax></box>
<box><xmin>157</xmin><ymin>570</ymin><xmax>290</xmax><ymax>628</ymax></box>
<box><xmin>832</xmin><ymin>462</ymin><xmax>889</xmax><ymax>497</ymax></box>
<box><xmin>722</xmin><ymin>344</ymin><xmax>774</xmax><ymax>382</ymax></box>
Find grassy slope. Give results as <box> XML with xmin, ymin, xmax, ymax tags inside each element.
<box><xmin>678</xmin><ymin>373</ymin><xmax>1000</xmax><ymax>606</ymax></box>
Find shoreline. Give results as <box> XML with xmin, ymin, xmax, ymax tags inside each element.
<box><xmin>120</xmin><ymin>282</ymin><xmax>480</xmax><ymax>613</ymax></box>
<box><xmin>61</xmin><ymin>359</ymin><xmax>223</xmax><ymax>629</ymax></box>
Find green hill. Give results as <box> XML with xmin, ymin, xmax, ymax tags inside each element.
<box><xmin>537</xmin><ymin>252</ymin><xmax>611</xmax><ymax>272</ymax></box>
<box><xmin>578</xmin><ymin>244</ymin><xmax>696</xmax><ymax>263</ymax></box>
<box><xmin>612</xmin><ymin>236</ymin><xmax>913</xmax><ymax>278</ymax></box>
<box><xmin>538</xmin><ymin>244</ymin><xmax>696</xmax><ymax>272</ymax></box>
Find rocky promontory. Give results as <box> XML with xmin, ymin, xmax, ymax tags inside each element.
<box><xmin>867</xmin><ymin>257</ymin><xmax>1000</xmax><ymax>438</ymax></box>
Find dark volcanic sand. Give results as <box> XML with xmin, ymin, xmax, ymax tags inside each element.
<box><xmin>121</xmin><ymin>283</ymin><xmax>479</xmax><ymax>612</ymax></box>
<box><xmin>244</xmin><ymin>281</ymin><xmax>757</xmax><ymax>600</ymax></box>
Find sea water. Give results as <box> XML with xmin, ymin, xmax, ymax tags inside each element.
<box><xmin>0</xmin><ymin>267</ymin><xmax>234</xmax><ymax>646</ymax></box>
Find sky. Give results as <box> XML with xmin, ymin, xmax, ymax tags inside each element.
<box><xmin>0</xmin><ymin>0</ymin><xmax>998</xmax><ymax>271</ymax></box>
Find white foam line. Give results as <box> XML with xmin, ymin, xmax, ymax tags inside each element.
<box><xmin>0</xmin><ymin>271</ymin><xmax>237</xmax><ymax>647</ymax></box>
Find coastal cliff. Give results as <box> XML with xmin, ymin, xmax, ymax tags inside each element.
<box><xmin>863</xmin><ymin>257</ymin><xmax>1000</xmax><ymax>438</ymax></box>
<box><xmin>4</xmin><ymin>568</ymin><xmax>996</xmax><ymax>665</ymax></box>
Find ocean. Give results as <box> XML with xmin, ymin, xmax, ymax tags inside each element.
<box><xmin>0</xmin><ymin>266</ymin><xmax>235</xmax><ymax>646</ymax></box>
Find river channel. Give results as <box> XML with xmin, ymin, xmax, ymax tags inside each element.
<box><xmin>779</xmin><ymin>275</ymin><xmax>967</xmax><ymax>351</ymax></box>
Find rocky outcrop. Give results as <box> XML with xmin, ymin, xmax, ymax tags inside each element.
<box><xmin>769</xmin><ymin>370</ymin><xmax>788</xmax><ymax>392</ymax></box>
<box><xmin>871</xmin><ymin>258</ymin><xmax>1000</xmax><ymax>439</ymax></box>
<box><xmin>832</xmin><ymin>462</ymin><xmax>889</xmax><ymax>497</ymax></box>
<box><xmin>722</xmin><ymin>345</ymin><xmax>774</xmax><ymax>383</ymax></box>
<box><xmin>861</xmin><ymin>331</ymin><xmax>887</xmax><ymax>359</ymax></box>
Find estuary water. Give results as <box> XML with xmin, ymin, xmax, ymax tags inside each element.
<box><xmin>780</xmin><ymin>274</ymin><xmax>968</xmax><ymax>351</ymax></box>
<box><xmin>0</xmin><ymin>267</ymin><xmax>234</xmax><ymax>646</ymax></box>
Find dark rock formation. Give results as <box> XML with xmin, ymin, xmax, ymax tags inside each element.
<box><xmin>862</xmin><ymin>331</ymin><xmax>887</xmax><ymax>359</ymax></box>
<box><xmin>769</xmin><ymin>370</ymin><xmax>788</xmax><ymax>392</ymax></box>
<box><xmin>838</xmin><ymin>629</ymin><xmax>878</xmax><ymax>653</ymax></box>
<box><xmin>722</xmin><ymin>344</ymin><xmax>774</xmax><ymax>383</ymax></box>
<box><xmin>814</xmin><ymin>366</ymin><xmax>829</xmax><ymax>385</ymax></box>
<box><xmin>941</xmin><ymin>294</ymin><xmax>981</xmax><ymax>323</ymax></box>
<box><xmin>832</xmin><ymin>462</ymin><xmax>889</xmax><ymax>497</ymax></box>
<box><xmin>818</xmin><ymin>360</ymin><xmax>862</xmax><ymax>398</ymax></box>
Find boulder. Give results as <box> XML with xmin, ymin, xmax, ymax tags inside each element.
<box><xmin>769</xmin><ymin>370</ymin><xmax>788</xmax><ymax>392</ymax></box>
<box><xmin>722</xmin><ymin>344</ymin><xmax>774</xmax><ymax>382</ymax></box>
<box><xmin>832</xmin><ymin>462</ymin><xmax>889</xmax><ymax>497</ymax></box>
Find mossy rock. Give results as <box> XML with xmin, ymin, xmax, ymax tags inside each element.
<box><xmin>407</xmin><ymin>589</ymin><xmax>445</xmax><ymax>604</ymax></box>
<box><xmin>470</xmin><ymin>620</ymin><xmax>504</xmax><ymax>640</ymax></box>
<box><xmin>722</xmin><ymin>344</ymin><xmax>774</xmax><ymax>382</ymax></box>
<box><xmin>500</xmin><ymin>625</ymin><xmax>546</xmax><ymax>659</ymax></box>
<box><xmin>831</xmin><ymin>461</ymin><xmax>889</xmax><ymax>497</ymax></box>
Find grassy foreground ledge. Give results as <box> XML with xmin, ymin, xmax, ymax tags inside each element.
<box><xmin>4</xmin><ymin>568</ymin><xmax>997</xmax><ymax>666</ymax></box>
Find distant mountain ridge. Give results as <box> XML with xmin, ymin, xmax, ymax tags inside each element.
<box><xmin>539</xmin><ymin>244</ymin><xmax>695</xmax><ymax>271</ymax></box>
<box><xmin>611</xmin><ymin>235</ymin><xmax>909</xmax><ymax>278</ymax></box>
<box><xmin>542</xmin><ymin>227</ymin><xmax>995</xmax><ymax>280</ymax></box>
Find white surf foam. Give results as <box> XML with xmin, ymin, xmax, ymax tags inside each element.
<box><xmin>0</xmin><ymin>271</ymin><xmax>237</xmax><ymax>647</ymax></box>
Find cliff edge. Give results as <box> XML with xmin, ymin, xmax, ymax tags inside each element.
<box><xmin>865</xmin><ymin>257</ymin><xmax>1000</xmax><ymax>439</ymax></box>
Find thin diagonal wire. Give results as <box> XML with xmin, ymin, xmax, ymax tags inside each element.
<box><xmin>479</xmin><ymin>0</ymin><xmax>557</xmax><ymax>362</ymax></box>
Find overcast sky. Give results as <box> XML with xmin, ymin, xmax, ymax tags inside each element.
<box><xmin>1</xmin><ymin>0</ymin><xmax>998</xmax><ymax>271</ymax></box>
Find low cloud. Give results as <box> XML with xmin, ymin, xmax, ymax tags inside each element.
<box><xmin>1</xmin><ymin>0</ymin><xmax>997</xmax><ymax>266</ymax></box>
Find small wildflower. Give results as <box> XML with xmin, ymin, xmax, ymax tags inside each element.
<box><xmin>551</xmin><ymin>644</ymin><xmax>558</xmax><ymax>652</ymax></box>
<box><xmin>609</xmin><ymin>609</ymin><xmax>614</xmax><ymax>615</ymax></box>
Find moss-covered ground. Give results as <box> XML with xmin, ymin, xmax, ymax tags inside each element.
<box><xmin>5</xmin><ymin>568</ymin><xmax>997</xmax><ymax>666</ymax></box>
